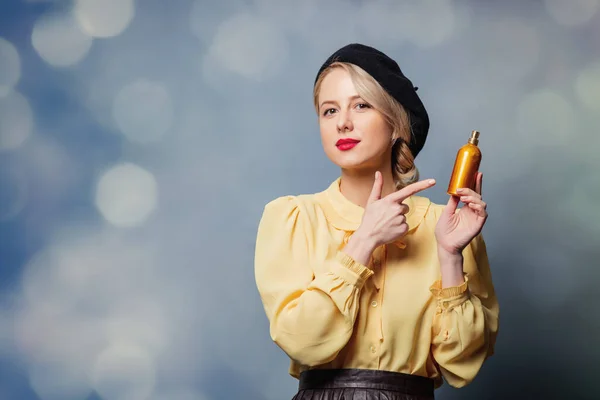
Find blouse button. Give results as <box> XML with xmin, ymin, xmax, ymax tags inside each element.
<box><xmin>370</xmin><ymin>345</ymin><xmax>376</xmax><ymax>353</ymax></box>
<box><xmin>442</xmin><ymin>301</ymin><xmax>450</xmax><ymax>309</ymax></box>
<box><xmin>371</xmin><ymin>300</ymin><xmax>378</xmax><ymax>308</ymax></box>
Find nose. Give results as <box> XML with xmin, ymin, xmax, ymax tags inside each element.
<box><xmin>336</xmin><ymin>110</ymin><xmax>354</xmax><ymax>133</ymax></box>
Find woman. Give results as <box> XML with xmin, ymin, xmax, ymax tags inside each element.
<box><xmin>254</xmin><ymin>43</ymin><xmax>499</xmax><ymax>400</ymax></box>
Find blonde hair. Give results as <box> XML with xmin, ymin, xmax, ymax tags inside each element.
<box><xmin>313</xmin><ymin>62</ymin><xmax>419</xmax><ymax>190</ymax></box>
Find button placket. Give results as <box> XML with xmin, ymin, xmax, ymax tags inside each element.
<box><xmin>376</xmin><ymin>245</ymin><xmax>387</xmax><ymax>344</ymax></box>
<box><xmin>365</xmin><ymin>245</ymin><xmax>386</xmax><ymax>364</ymax></box>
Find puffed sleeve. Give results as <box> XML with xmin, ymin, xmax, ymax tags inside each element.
<box><xmin>254</xmin><ymin>196</ymin><xmax>374</xmax><ymax>367</ymax></box>
<box><xmin>429</xmin><ymin>233</ymin><xmax>500</xmax><ymax>388</ymax></box>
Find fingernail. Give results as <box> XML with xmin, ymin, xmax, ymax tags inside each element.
<box><xmin>457</xmin><ymin>188</ymin><xmax>463</xmax><ymax>193</ymax></box>
<box><xmin>428</xmin><ymin>179</ymin><xmax>435</xmax><ymax>184</ymax></box>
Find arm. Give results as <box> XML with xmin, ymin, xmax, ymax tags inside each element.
<box><xmin>430</xmin><ymin>233</ymin><xmax>500</xmax><ymax>388</ymax></box>
<box><xmin>254</xmin><ymin>196</ymin><xmax>374</xmax><ymax>367</ymax></box>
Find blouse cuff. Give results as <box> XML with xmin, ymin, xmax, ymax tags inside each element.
<box><xmin>333</xmin><ymin>251</ymin><xmax>374</xmax><ymax>287</ymax></box>
<box><xmin>429</xmin><ymin>275</ymin><xmax>470</xmax><ymax>308</ymax></box>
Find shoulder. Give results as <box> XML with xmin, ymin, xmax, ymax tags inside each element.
<box><xmin>263</xmin><ymin>192</ymin><xmax>321</xmax><ymax>214</ymax></box>
<box><xmin>261</xmin><ymin>191</ymin><xmax>324</xmax><ymax>225</ymax></box>
<box><xmin>256</xmin><ymin>192</ymin><xmax>326</xmax><ymax>247</ymax></box>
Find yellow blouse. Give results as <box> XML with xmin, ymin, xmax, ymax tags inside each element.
<box><xmin>254</xmin><ymin>177</ymin><xmax>499</xmax><ymax>389</ymax></box>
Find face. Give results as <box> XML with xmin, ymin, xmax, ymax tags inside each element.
<box><xmin>317</xmin><ymin>68</ymin><xmax>393</xmax><ymax>172</ymax></box>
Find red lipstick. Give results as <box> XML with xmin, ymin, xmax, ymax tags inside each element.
<box><xmin>336</xmin><ymin>138</ymin><xmax>360</xmax><ymax>151</ymax></box>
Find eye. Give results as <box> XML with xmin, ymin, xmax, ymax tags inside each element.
<box><xmin>323</xmin><ymin>108</ymin><xmax>336</xmax><ymax>116</ymax></box>
<box><xmin>356</xmin><ymin>102</ymin><xmax>371</xmax><ymax>110</ymax></box>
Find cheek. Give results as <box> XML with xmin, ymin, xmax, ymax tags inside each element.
<box><xmin>319</xmin><ymin>120</ymin><xmax>336</xmax><ymax>140</ymax></box>
<box><xmin>359</xmin><ymin>118</ymin><xmax>391</xmax><ymax>144</ymax></box>
<box><xmin>373</xmin><ymin>120</ymin><xmax>393</xmax><ymax>143</ymax></box>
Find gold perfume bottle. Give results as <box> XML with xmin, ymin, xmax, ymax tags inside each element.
<box><xmin>447</xmin><ymin>130</ymin><xmax>482</xmax><ymax>196</ymax></box>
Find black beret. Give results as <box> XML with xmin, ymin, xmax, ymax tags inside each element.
<box><xmin>315</xmin><ymin>43</ymin><xmax>429</xmax><ymax>158</ymax></box>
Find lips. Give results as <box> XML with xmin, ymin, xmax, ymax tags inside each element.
<box><xmin>336</xmin><ymin>139</ymin><xmax>360</xmax><ymax>146</ymax></box>
<box><xmin>336</xmin><ymin>138</ymin><xmax>360</xmax><ymax>151</ymax></box>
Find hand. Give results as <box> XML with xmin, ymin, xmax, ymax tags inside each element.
<box><xmin>356</xmin><ymin>171</ymin><xmax>437</xmax><ymax>248</ymax></box>
<box><xmin>435</xmin><ymin>172</ymin><xmax>488</xmax><ymax>256</ymax></box>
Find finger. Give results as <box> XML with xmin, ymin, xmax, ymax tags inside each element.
<box><xmin>456</xmin><ymin>188</ymin><xmax>481</xmax><ymax>199</ymax></box>
<box><xmin>475</xmin><ymin>172</ymin><xmax>483</xmax><ymax>195</ymax></box>
<box><xmin>459</xmin><ymin>196</ymin><xmax>487</xmax><ymax>209</ymax></box>
<box><xmin>367</xmin><ymin>171</ymin><xmax>384</xmax><ymax>205</ymax></box>
<box><xmin>395</xmin><ymin>221</ymin><xmax>409</xmax><ymax>236</ymax></box>
<box><xmin>442</xmin><ymin>194</ymin><xmax>460</xmax><ymax>216</ymax></box>
<box><xmin>468</xmin><ymin>202</ymin><xmax>488</xmax><ymax>217</ymax></box>
<box><xmin>401</xmin><ymin>204</ymin><xmax>410</xmax><ymax>215</ymax></box>
<box><xmin>388</xmin><ymin>178</ymin><xmax>436</xmax><ymax>203</ymax></box>
<box><xmin>395</xmin><ymin>203</ymin><xmax>410</xmax><ymax>215</ymax></box>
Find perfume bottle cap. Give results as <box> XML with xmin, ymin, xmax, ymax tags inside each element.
<box><xmin>468</xmin><ymin>130</ymin><xmax>480</xmax><ymax>145</ymax></box>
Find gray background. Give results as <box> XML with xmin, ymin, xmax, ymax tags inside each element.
<box><xmin>0</xmin><ymin>0</ymin><xmax>598</xmax><ymax>399</ymax></box>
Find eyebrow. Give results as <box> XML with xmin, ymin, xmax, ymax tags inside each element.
<box><xmin>319</xmin><ymin>95</ymin><xmax>362</xmax><ymax>110</ymax></box>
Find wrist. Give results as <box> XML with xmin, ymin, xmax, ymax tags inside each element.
<box><xmin>343</xmin><ymin>229</ymin><xmax>377</xmax><ymax>266</ymax></box>
<box><xmin>437</xmin><ymin>246</ymin><xmax>463</xmax><ymax>263</ymax></box>
<box><xmin>437</xmin><ymin>246</ymin><xmax>464</xmax><ymax>288</ymax></box>
<box><xmin>352</xmin><ymin>228</ymin><xmax>378</xmax><ymax>249</ymax></box>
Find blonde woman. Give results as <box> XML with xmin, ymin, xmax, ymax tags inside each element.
<box><xmin>254</xmin><ymin>43</ymin><xmax>499</xmax><ymax>400</ymax></box>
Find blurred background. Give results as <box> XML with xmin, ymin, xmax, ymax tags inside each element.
<box><xmin>1</xmin><ymin>0</ymin><xmax>599</xmax><ymax>399</ymax></box>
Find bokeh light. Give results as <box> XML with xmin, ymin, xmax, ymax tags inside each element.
<box><xmin>104</xmin><ymin>300</ymin><xmax>170</xmax><ymax>357</ymax></box>
<box><xmin>474</xmin><ymin>17</ymin><xmax>541</xmax><ymax>83</ymax></box>
<box><xmin>574</xmin><ymin>59</ymin><xmax>600</xmax><ymax>111</ymax></box>
<box><xmin>0</xmin><ymin>90</ymin><xmax>33</xmax><ymax>152</ymax></box>
<box><xmin>204</xmin><ymin>13</ymin><xmax>289</xmax><ymax>81</ymax></box>
<box><xmin>0</xmin><ymin>167</ymin><xmax>28</xmax><ymax>221</ymax></box>
<box><xmin>31</xmin><ymin>12</ymin><xmax>93</xmax><ymax>67</ymax></box>
<box><xmin>112</xmin><ymin>79</ymin><xmax>174</xmax><ymax>143</ymax></box>
<box><xmin>516</xmin><ymin>89</ymin><xmax>575</xmax><ymax>148</ymax></box>
<box><xmin>74</xmin><ymin>0</ymin><xmax>135</xmax><ymax>38</ymax></box>
<box><xmin>0</xmin><ymin>37</ymin><xmax>20</xmax><ymax>97</ymax></box>
<box><xmin>29</xmin><ymin>362</ymin><xmax>91</xmax><ymax>400</ymax></box>
<box><xmin>544</xmin><ymin>0</ymin><xmax>600</xmax><ymax>27</ymax></box>
<box><xmin>91</xmin><ymin>341</ymin><xmax>156</xmax><ymax>400</ymax></box>
<box><xmin>359</xmin><ymin>1</ymin><xmax>456</xmax><ymax>47</ymax></box>
<box><xmin>16</xmin><ymin>225</ymin><xmax>170</xmax><ymax>399</ymax></box>
<box><xmin>94</xmin><ymin>163</ymin><xmax>158</xmax><ymax>228</ymax></box>
<box><xmin>189</xmin><ymin>0</ymin><xmax>249</xmax><ymax>44</ymax></box>
<box><xmin>404</xmin><ymin>0</ymin><xmax>459</xmax><ymax>48</ymax></box>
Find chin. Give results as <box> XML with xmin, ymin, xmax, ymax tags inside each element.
<box><xmin>328</xmin><ymin>153</ymin><xmax>375</xmax><ymax>170</ymax></box>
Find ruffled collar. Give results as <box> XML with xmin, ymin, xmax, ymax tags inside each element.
<box><xmin>315</xmin><ymin>177</ymin><xmax>431</xmax><ymax>248</ymax></box>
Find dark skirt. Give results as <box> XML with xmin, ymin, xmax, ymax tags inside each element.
<box><xmin>293</xmin><ymin>368</ymin><xmax>435</xmax><ymax>400</ymax></box>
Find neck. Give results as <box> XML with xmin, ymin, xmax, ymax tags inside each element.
<box><xmin>339</xmin><ymin>163</ymin><xmax>396</xmax><ymax>209</ymax></box>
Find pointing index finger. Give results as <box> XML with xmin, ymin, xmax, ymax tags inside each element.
<box><xmin>388</xmin><ymin>179</ymin><xmax>436</xmax><ymax>203</ymax></box>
